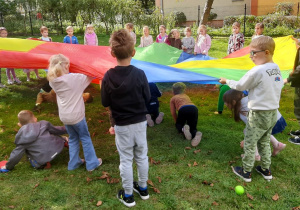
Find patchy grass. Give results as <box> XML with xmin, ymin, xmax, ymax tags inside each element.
<box><xmin>0</xmin><ymin>36</ymin><xmax>299</xmax><ymax>209</ymax></box>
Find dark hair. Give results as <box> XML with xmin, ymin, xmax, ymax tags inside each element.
<box><xmin>223</xmin><ymin>89</ymin><xmax>244</xmax><ymax>122</ymax></box>
<box><xmin>109</xmin><ymin>29</ymin><xmax>134</xmax><ymax>60</ymax></box>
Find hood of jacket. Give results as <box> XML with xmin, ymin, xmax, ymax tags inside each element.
<box><xmin>15</xmin><ymin>122</ymin><xmax>41</xmax><ymax>145</ymax></box>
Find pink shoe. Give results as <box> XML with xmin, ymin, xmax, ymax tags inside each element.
<box><xmin>272</xmin><ymin>142</ymin><xmax>286</xmax><ymax>156</ymax></box>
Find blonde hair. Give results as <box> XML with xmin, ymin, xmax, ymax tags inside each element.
<box><xmin>85</xmin><ymin>24</ymin><xmax>94</xmax><ymax>34</ymax></box>
<box><xmin>47</xmin><ymin>54</ymin><xmax>70</xmax><ymax>82</ymax></box>
<box><xmin>110</xmin><ymin>29</ymin><xmax>134</xmax><ymax>60</ymax></box>
<box><xmin>125</xmin><ymin>23</ymin><xmax>134</xmax><ymax>30</ymax></box>
<box><xmin>18</xmin><ymin>110</ymin><xmax>34</xmax><ymax>126</ymax></box>
<box><xmin>40</xmin><ymin>26</ymin><xmax>48</xmax><ymax>33</ymax></box>
<box><xmin>66</xmin><ymin>26</ymin><xmax>73</xmax><ymax>31</ymax></box>
<box><xmin>255</xmin><ymin>23</ymin><xmax>264</xmax><ymax>29</ymax></box>
<box><xmin>172</xmin><ymin>29</ymin><xmax>180</xmax><ymax>36</ymax></box>
<box><xmin>143</xmin><ymin>26</ymin><xmax>149</xmax><ymax>32</ymax></box>
<box><xmin>250</xmin><ymin>36</ymin><xmax>275</xmax><ymax>55</ymax></box>
<box><xmin>184</xmin><ymin>27</ymin><xmax>191</xmax><ymax>35</ymax></box>
<box><xmin>172</xmin><ymin>82</ymin><xmax>186</xmax><ymax>95</ymax></box>
<box><xmin>232</xmin><ymin>22</ymin><xmax>240</xmax><ymax>28</ymax></box>
<box><xmin>197</xmin><ymin>25</ymin><xmax>207</xmax><ymax>34</ymax></box>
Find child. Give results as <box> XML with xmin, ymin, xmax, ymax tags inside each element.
<box><xmin>284</xmin><ymin>47</ymin><xmax>300</xmax><ymax>145</ymax></box>
<box><xmin>215</xmin><ymin>84</ymin><xmax>231</xmax><ymax>114</ymax></box>
<box><xmin>23</xmin><ymin>69</ymin><xmax>41</xmax><ymax>82</ymax></box>
<box><xmin>84</xmin><ymin>24</ymin><xmax>98</xmax><ymax>46</ymax></box>
<box><xmin>168</xmin><ymin>29</ymin><xmax>182</xmax><ymax>50</ymax></box>
<box><xmin>156</xmin><ymin>25</ymin><xmax>169</xmax><ymax>44</ymax></box>
<box><xmin>252</xmin><ymin>23</ymin><xmax>264</xmax><ymax>40</ymax></box>
<box><xmin>125</xmin><ymin>23</ymin><xmax>136</xmax><ymax>45</ymax></box>
<box><xmin>182</xmin><ymin>27</ymin><xmax>195</xmax><ymax>54</ymax></box>
<box><xmin>101</xmin><ymin>29</ymin><xmax>151</xmax><ymax>207</ymax></box>
<box><xmin>63</xmin><ymin>26</ymin><xmax>79</xmax><ymax>44</ymax></box>
<box><xmin>138</xmin><ymin>26</ymin><xmax>153</xmax><ymax>47</ymax></box>
<box><xmin>223</xmin><ymin>89</ymin><xmax>286</xmax><ymax>158</ymax></box>
<box><xmin>220</xmin><ymin>36</ymin><xmax>284</xmax><ymax>182</ymax></box>
<box><xmin>170</xmin><ymin>82</ymin><xmax>202</xmax><ymax>147</ymax></box>
<box><xmin>146</xmin><ymin>82</ymin><xmax>164</xmax><ymax>127</ymax></box>
<box><xmin>194</xmin><ymin>25</ymin><xmax>211</xmax><ymax>56</ymax></box>
<box><xmin>0</xmin><ymin>27</ymin><xmax>21</xmax><ymax>85</ymax></box>
<box><xmin>48</xmin><ymin>54</ymin><xmax>101</xmax><ymax>171</ymax></box>
<box><xmin>227</xmin><ymin>22</ymin><xmax>244</xmax><ymax>54</ymax></box>
<box><xmin>39</xmin><ymin>26</ymin><xmax>52</xmax><ymax>41</ymax></box>
<box><xmin>0</xmin><ymin>110</ymin><xmax>67</xmax><ymax>172</ymax></box>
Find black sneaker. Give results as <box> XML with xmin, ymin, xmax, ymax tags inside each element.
<box><xmin>117</xmin><ymin>189</ymin><xmax>136</xmax><ymax>207</ymax></box>
<box><xmin>255</xmin><ymin>166</ymin><xmax>272</xmax><ymax>180</ymax></box>
<box><xmin>289</xmin><ymin>136</ymin><xmax>300</xmax><ymax>145</ymax></box>
<box><xmin>290</xmin><ymin>130</ymin><xmax>300</xmax><ymax>136</ymax></box>
<box><xmin>133</xmin><ymin>181</ymin><xmax>150</xmax><ymax>200</ymax></box>
<box><xmin>232</xmin><ymin>166</ymin><xmax>252</xmax><ymax>182</ymax></box>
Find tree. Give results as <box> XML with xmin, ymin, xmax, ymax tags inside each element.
<box><xmin>200</xmin><ymin>0</ymin><xmax>214</xmax><ymax>25</ymax></box>
<box><xmin>137</xmin><ymin>0</ymin><xmax>155</xmax><ymax>10</ymax></box>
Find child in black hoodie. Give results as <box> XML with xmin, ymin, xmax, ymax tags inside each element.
<box><xmin>101</xmin><ymin>29</ymin><xmax>151</xmax><ymax>207</ymax></box>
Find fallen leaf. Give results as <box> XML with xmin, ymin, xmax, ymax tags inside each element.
<box><xmin>147</xmin><ymin>180</ymin><xmax>154</xmax><ymax>187</ymax></box>
<box><xmin>33</xmin><ymin>183</ymin><xmax>39</xmax><ymax>189</ymax></box>
<box><xmin>189</xmin><ymin>174</ymin><xmax>192</xmax><ymax>178</ymax></box>
<box><xmin>70</xmin><ymin>175</ymin><xmax>74</xmax><ymax>177</ymax></box>
<box><xmin>96</xmin><ymin>201</ymin><xmax>103</xmax><ymax>206</ymax></box>
<box><xmin>229</xmin><ymin>187</ymin><xmax>234</xmax><ymax>191</ymax></box>
<box><xmin>188</xmin><ymin>163</ymin><xmax>191</xmax><ymax>167</ymax></box>
<box><xmin>87</xmin><ymin>177</ymin><xmax>92</xmax><ymax>183</ymax></box>
<box><xmin>193</xmin><ymin>149</ymin><xmax>201</xmax><ymax>154</ymax></box>
<box><xmin>102</xmin><ymin>171</ymin><xmax>109</xmax><ymax>175</ymax></box>
<box><xmin>202</xmin><ymin>180</ymin><xmax>211</xmax><ymax>185</ymax></box>
<box><xmin>185</xmin><ymin>147</ymin><xmax>191</xmax><ymax>150</ymax></box>
<box><xmin>247</xmin><ymin>193</ymin><xmax>254</xmax><ymax>200</ymax></box>
<box><xmin>153</xmin><ymin>187</ymin><xmax>160</xmax><ymax>193</ymax></box>
<box><xmin>106</xmin><ymin>178</ymin><xmax>110</xmax><ymax>183</ymax></box>
<box><xmin>210</xmin><ymin>183</ymin><xmax>214</xmax><ymax>187</ymax></box>
<box><xmin>193</xmin><ymin>161</ymin><xmax>198</xmax><ymax>166</ymax></box>
<box><xmin>169</xmin><ymin>144</ymin><xmax>172</xmax><ymax>147</ymax></box>
<box><xmin>149</xmin><ymin>157</ymin><xmax>161</xmax><ymax>165</ymax></box>
<box><xmin>92</xmin><ymin>132</ymin><xmax>96</xmax><ymax>138</ymax></box>
<box><xmin>249</xmin><ymin>203</ymin><xmax>254</xmax><ymax>208</ymax></box>
<box><xmin>265</xmin><ymin>186</ymin><xmax>269</xmax><ymax>189</ymax></box>
<box><xmin>272</xmin><ymin>193</ymin><xmax>279</xmax><ymax>201</ymax></box>
<box><xmin>109</xmin><ymin>178</ymin><xmax>119</xmax><ymax>184</ymax></box>
<box><xmin>98</xmin><ymin>120</ymin><xmax>104</xmax><ymax>123</ymax></box>
<box><xmin>212</xmin><ymin>201</ymin><xmax>219</xmax><ymax>206</ymax></box>
<box><xmin>157</xmin><ymin>176</ymin><xmax>162</xmax><ymax>183</ymax></box>
<box><xmin>54</xmin><ymin>170</ymin><xmax>59</xmax><ymax>173</ymax></box>
<box><xmin>8</xmin><ymin>206</ymin><xmax>15</xmax><ymax>209</ymax></box>
<box><xmin>292</xmin><ymin>206</ymin><xmax>300</xmax><ymax>210</ymax></box>
<box><xmin>44</xmin><ymin>177</ymin><xmax>49</xmax><ymax>181</ymax></box>
<box><xmin>228</xmin><ymin>160</ymin><xmax>236</xmax><ymax>165</ymax></box>
<box><xmin>97</xmin><ymin>174</ymin><xmax>109</xmax><ymax>179</ymax></box>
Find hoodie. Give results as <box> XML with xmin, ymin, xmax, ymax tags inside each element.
<box><xmin>5</xmin><ymin>121</ymin><xmax>67</xmax><ymax>170</ymax></box>
<box><xmin>101</xmin><ymin>65</ymin><xmax>151</xmax><ymax>126</ymax></box>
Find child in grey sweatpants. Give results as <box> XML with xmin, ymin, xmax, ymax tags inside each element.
<box><xmin>101</xmin><ymin>29</ymin><xmax>151</xmax><ymax>208</ymax></box>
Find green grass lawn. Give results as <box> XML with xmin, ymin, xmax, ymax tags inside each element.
<box><xmin>0</xmin><ymin>36</ymin><xmax>299</xmax><ymax>209</ymax></box>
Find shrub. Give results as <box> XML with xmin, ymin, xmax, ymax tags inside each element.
<box><xmin>208</xmin><ymin>12</ymin><xmax>218</xmax><ymax>21</ymax></box>
<box><xmin>275</xmin><ymin>2</ymin><xmax>294</xmax><ymax>16</ymax></box>
<box><xmin>174</xmin><ymin>11</ymin><xmax>187</xmax><ymax>26</ymax></box>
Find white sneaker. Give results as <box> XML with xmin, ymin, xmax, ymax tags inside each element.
<box><xmin>191</xmin><ymin>131</ymin><xmax>202</xmax><ymax>147</ymax></box>
<box><xmin>155</xmin><ymin>112</ymin><xmax>164</xmax><ymax>124</ymax></box>
<box><xmin>183</xmin><ymin>125</ymin><xmax>192</xmax><ymax>140</ymax></box>
<box><xmin>146</xmin><ymin>114</ymin><xmax>154</xmax><ymax>127</ymax></box>
<box><xmin>14</xmin><ymin>78</ymin><xmax>22</xmax><ymax>84</ymax></box>
<box><xmin>7</xmin><ymin>79</ymin><xmax>13</xmax><ymax>85</ymax></box>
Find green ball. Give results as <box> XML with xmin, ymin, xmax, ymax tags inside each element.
<box><xmin>235</xmin><ymin>185</ymin><xmax>245</xmax><ymax>195</ymax></box>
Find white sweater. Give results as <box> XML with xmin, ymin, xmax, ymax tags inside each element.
<box><xmin>226</xmin><ymin>63</ymin><xmax>283</xmax><ymax>110</ymax></box>
<box><xmin>50</xmin><ymin>73</ymin><xmax>92</xmax><ymax>125</ymax></box>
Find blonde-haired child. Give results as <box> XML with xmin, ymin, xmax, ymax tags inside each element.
<box><xmin>252</xmin><ymin>23</ymin><xmax>264</xmax><ymax>40</ymax></box>
<box><xmin>48</xmin><ymin>54</ymin><xmax>101</xmax><ymax>171</ymax></box>
<box><xmin>182</xmin><ymin>27</ymin><xmax>195</xmax><ymax>54</ymax></box>
<box><xmin>63</xmin><ymin>26</ymin><xmax>78</xmax><ymax>44</ymax></box>
<box><xmin>84</xmin><ymin>24</ymin><xmax>98</xmax><ymax>46</ymax></box>
<box><xmin>168</xmin><ymin>29</ymin><xmax>182</xmax><ymax>49</ymax></box>
<box><xmin>0</xmin><ymin>27</ymin><xmax>21</xmax><ymax>85</ymax></box>
<box><xmin>138</xmin><ymin>26</ymin><xmax>153</xmax><ymax>47</ymax></box>
<box><xmin>194</xmin><ymin>25</ymin><xmax>211</xmax><ymax>56</ymax></box>
<box><xmin>40</xmin><ymin>26</ymin><xmax>52</xmax><ymax>41</ymax></box>
<box><xmin>125</xmin><ymin>23</ymin><xmax>136</xmax><ymax>45</ymax></box>
<box><xmin>156</xmin><ymin>25</ymin><xmax>169</xmax><ymax>44</ymax></box>
<box><xmin>227</xmin><ymin>22</ymin><xmax>244</xmax><ymax>54</ymax></box>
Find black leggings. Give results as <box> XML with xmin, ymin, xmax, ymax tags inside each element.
<box><xmin>176</xmin><ymin>105</ymin><xmax>198</xmax><ymax>138</ymax></box>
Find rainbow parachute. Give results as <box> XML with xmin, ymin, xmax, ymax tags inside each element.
<box><xmin>0</xmin><ymin>36</ymin><xmax>296</xmax><ymax>84</ymax></box>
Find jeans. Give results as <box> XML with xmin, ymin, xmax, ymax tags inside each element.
<box><xmin>65</xmin><ymin>118</ymin><xmax>99</xmax><ymax>171</ymax></box>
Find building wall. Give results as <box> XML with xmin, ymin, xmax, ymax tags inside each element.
<box><xmin>156</xmin><ymin>0</ymin><xmax>251</xmax><ymax>22</ymax></box>
<box><xmin>254</xmin><ymin>0</ymin><xmax>299</xmax><ymax>16</ymax></box>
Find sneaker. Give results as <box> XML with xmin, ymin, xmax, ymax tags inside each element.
<box><xmin>191</xmin><ymin>131</ymin><xmax>202</xmax><ymax>147</ymax></box>
<box><xmin>183</xmin><ymin>125</ymin><xmax>192</xmax><ymax>140</ymax></box>
<box><xmin>88</xmin><ymin>158</ymin><xmax>102</xmax><ymax>172</ymax></box>
<box><xmin>0</xmin><ymin>83</ymin><xmax>6</xmax><ymax>88</ymax></box>
<box><xmin>255</xmin><ymin>165</ymin><xmax>272</xmax><ymax>180</ymax></box>
<box><xmin>290</xmin><ymin>130</ymin><xmax>300</xmax><ymax>136</ymax></box>
<box><xmin>155</xmin><ymin>112</ymin><xmax>164</xmax><ymax>124</ymax></box>
<box><xmin>133</xmin><ymin>181</ymin><xmax>149</xmax><ymax>200</ymax></box>
<box><xmin>27</xmin><ymin>78</ymin><xmax>30</xmax><ymax>82</ymax></box>
<box><xmin>289</xmin><ymin>136</ymin><xmax>300</xmax><ymax>145</ymax></box>
<box><xmin>117</xmin><ymin>189</ymin><xmax>136</xmax><ymax>207</ymax></box>
<box><xmin>241</xmin><ymin>154</ymin><xmax>261</xmax><ymax>161</ymax></box>
<box><xmin>232</xmin><ymin>166</ymin><xmax>252</xmax><ymax>182</ymax></box>
<box><xmin>272</xmin><ymin>142</ymin><xmax>286</xmax><ymax>156</ymax></box>
<box><xmin>14</xmin><ymin>78</ymin><xmax>22</xmax><ymax>84</ymax></box>
<box><xmin>7</xmin><ymin>79</ymin><xmax>13</xmax><ymax>85</ymax></box>
<box><xmin>146</xmin><ymin>114</ymin><xmax>154</xmax><ymax>127</ymax></box>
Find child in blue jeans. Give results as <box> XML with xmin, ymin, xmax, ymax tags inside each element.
<box><xmin>101</xmin><ymin>29</ymin><xmax>151</xmax><ymax>208</ymax></box>
<box><xmin>47</xmin><ymin>54</ymin><xmax>101</xmax><ymax>171</ymax></box>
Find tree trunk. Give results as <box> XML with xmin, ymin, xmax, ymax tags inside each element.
<box><xmin>200</xmin><ymin>0</ymin><xmax>214</xmax><ymax>25</ymax></box>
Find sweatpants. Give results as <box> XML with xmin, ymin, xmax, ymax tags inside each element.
<box><xmin>176</xmin><ymin>105</ymin><xmax>198</xmax><ymax>138</ymax></box>
<box><xmin>115</xmin><ymin>121</ymin><xmax>148</xmax><ymax>195</ymax></box>
<box><xmin>243</xmin><ymin>110</ymin><xmax>277</xmax><ymax>172</ymax></box>
<box><xmin>295</xmin><ymin>87</ymin><xmax>300</xmax><ymax>126</ymax></box>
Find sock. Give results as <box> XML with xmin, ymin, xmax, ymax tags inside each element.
<box><xmin>124</xmin><ymin>193</ymin><xmax>132</xmax><ymax>198</ymax></box>
<box><xmin>139</xmin><ymin>186</ymin><xmax>147</xmax><ymax>191</ymax></box>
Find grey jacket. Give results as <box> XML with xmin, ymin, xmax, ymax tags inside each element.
<box><xmin>6</xmin><ymin>120</ymin><xmax>67</xmax><ymax>170</ymax></box>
